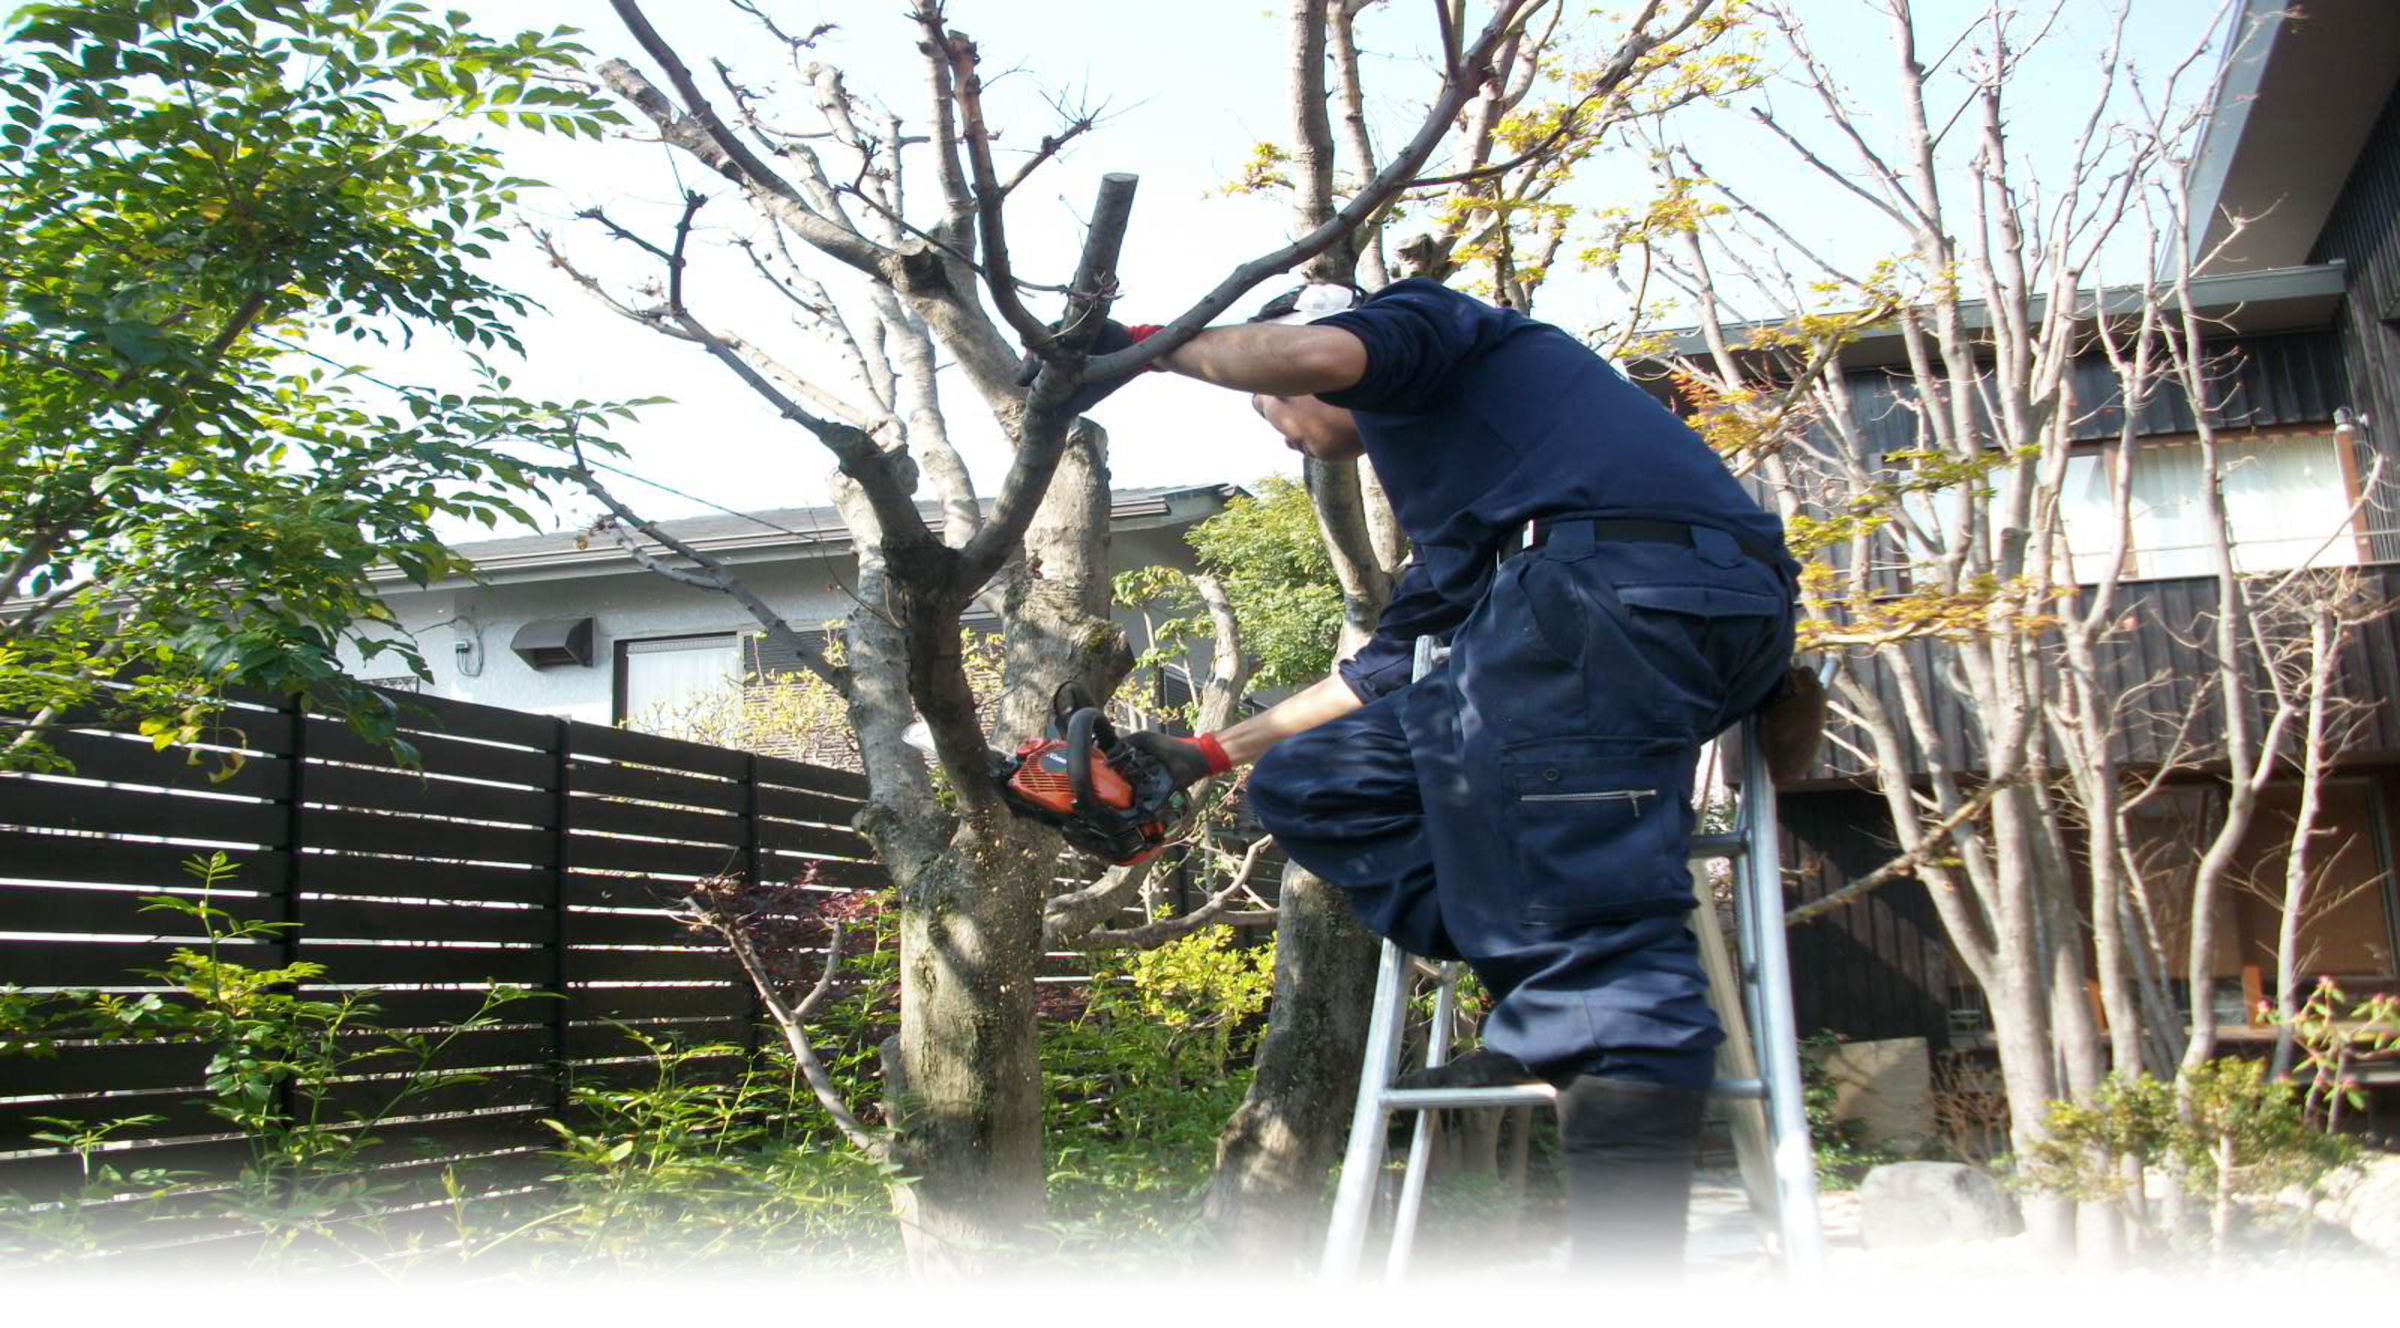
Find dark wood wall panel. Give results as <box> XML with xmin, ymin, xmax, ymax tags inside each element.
<box><xmin>2311</xmin><ymin>75</ymin><xmax>2400</xmax><ymax>562</ymax></box>
<box><xmin>1799</xmin><ymin>564</ymin><xmax>2400</xmax><ymax>784</ymax></box>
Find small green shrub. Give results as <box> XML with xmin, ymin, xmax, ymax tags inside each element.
<box><xmin>1037</xmin><ymin>927</ymin><xmax>1275</xmax><ymax>1259</ymax></box>
<box><xmin>1798</xmin><ymin>1032</ymin><xmax>1902</xmax><ymax>1189</ymax></box>
<box><xmin>0</xmin><ymin>852</ymin><xmax>536</xmax><ymax>1265</ymax></box>
<box><xmin>2027</xmin><ymin>1060</ymin><xmax>2356</xmax><ymax>1265</ymax></box>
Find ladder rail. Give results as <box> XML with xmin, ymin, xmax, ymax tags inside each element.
<box><xmin>1384</xmin><ymin>962</ymin><xmax>1460</xmax><ymax>1277</ymax></box>
<box><xmin>1320</xmin><ymin>937</ymin><xmax>1413</xmax><ymax>1280</ymax></box>
<box><xmin>1738</xmin><ymin>722</ymin><xmax>1827</xmax><ymax>1277</ymax></box>
<box><xmin>1319</xmin><ymin>636</ymin><xmax>1827</xmax><ymax>1282</ymax></box>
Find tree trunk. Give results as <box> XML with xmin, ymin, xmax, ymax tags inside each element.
<box><xmin>1204</xmin><ymin>862</ymin><xmax>1380</xmax><ymax>1266</ymax></box>
<box><xmin>888</xmin><ymin>836</ymin><xmax>1050</xmax><ymax>1271</ymax></box>
<box><xmin>888</xmin><ymin>424</ymin><xmax>1129</xmax><ymax>1273</ymax></box>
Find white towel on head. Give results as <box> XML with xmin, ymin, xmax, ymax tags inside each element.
<box><xmin>1253</xmin><ymin>282</ymin><xmax>1363</xmax><ymax>326</ymax></box>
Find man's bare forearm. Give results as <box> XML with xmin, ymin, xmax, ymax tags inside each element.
<box><xmin>1214</xmin><ymin>672</ymin><xmax>1364</xmax><ymax>767</ymax></box>
<box><xmin>1156</xmin><ymin>324</ymin><xmax>1366</xmax><ymax>396</ymax></box>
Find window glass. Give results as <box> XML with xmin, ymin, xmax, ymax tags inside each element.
<box><xmin>621</xmin><ymin>634</ymin><xmax>742</xmax><ymax>727</ymax></box>
<box><xmin>2055</xmin><ymin>451</ymin><xmax>2120</xmax><ymax>584</ymax></box>
<box><xmin>2056</xmin><ymin>433</ymin><xmax>2358</xmax><ymax>580</ymax></box>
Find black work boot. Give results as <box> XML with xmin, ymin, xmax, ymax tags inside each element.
<box><xmin>1392</xmin><ymin>1047</ymin><xmax>1542</xmax><ymax>1091</ymax></box>
<box><xmin>1554</xmin><ymin>1074</ymin><xmax>1707</xmax><ymax>1280</ymax></box>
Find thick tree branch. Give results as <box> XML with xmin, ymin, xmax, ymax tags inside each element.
<box><xmin>1783</xmin><ymin>772</ymin><xmax>2025</xmax><ymax>927</ymax></box>
<box><xmin>1081</xmin><ymin>0</ymin><xmax>1537</xmax><ymax>380</ymax></box>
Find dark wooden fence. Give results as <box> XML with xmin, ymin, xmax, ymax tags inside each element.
<box><xmin>0</xmin><ymin>687</ymin><xmax>901</xmax><ymax>1194</ymax></box>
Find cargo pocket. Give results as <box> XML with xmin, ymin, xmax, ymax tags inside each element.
<box><xmin>1500</xmin><ymin>741</ymin><xmax>1691</xmax><ymax>925</ymax></box>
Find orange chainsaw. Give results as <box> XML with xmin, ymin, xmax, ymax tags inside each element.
<box><xmin>991</xmin><ymin>684</ymin><xmax>1188</xmax><ymax>865</ymax></box>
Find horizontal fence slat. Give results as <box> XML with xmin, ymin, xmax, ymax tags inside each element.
<box><xmin>36</xmin><ymin>731</ymin><xmax>290</xmax><ymax>799</ymax></box>
<box><xmin>566</xmin><ymin>947</ymin><xmax>738</xmax><ymax>983</ymax></box>
<box><xmin>0</xmin><ymin>1025</ymin><xmax>555</xmax><ymax>1100</ymax></box>
<box><xmin>563</xmin><ymin>836</ymin><xmax>744</xmax><ymax>879</ymax></box>
<box><xmin>566</xmin><ymin>725</ymin><xmax>747</xmax><ymax>780</ymax></box>
<box><xmin>564</xmin><ymin>1052</ymin><xmax>743</xmax><ymax>1090</ymax></box>
<box><xmin>565</xmin><ymin>984</ymin><xmax>748</xmax><ymax>1022</ymax></box>
<box><xmin>564</xmin><ymin>759</ymin><xmax>744</xmax><ymax>812</ymax></box>
<box><xmin>759</xmin><ymin>851</ymin><xmax>888</xmax><ymax>890</ymax></box>
<box><xmin>0</xmin><ymin>882</ymin><xmax>275</xmax><ymax>937</ymax></box>
<box><xmin>0</xmin><ymin>1090</ymin><xmax>227</xmax><ymax>1150</ymax></box>
<box><xmin>306</xmin><ymin>764</ymin><xmax>554</xmax><ymax>828</ymax></box>
<box><xmin>317</xmin><ymin>1069</ymin><xmax>556</xmax><ymax>1121</ymax></box>
<box><xmin>324</xmin><ymin>988</ymin><xmax>558</xmax><ymax>1029</ymax></box>
<box><xmin>566</xmin><ymin>796</ymin><xmax>743</xmax><ymax>845</ymax></box>
<box><xmin>304</xmin><ymin>724</ymin><xmax>556</xmax><ymax>790</ymax></box>
<box><xmin>0</xmin><ymin>940</ymin><xmax>263</xmax><ymax>989</ymax></box>
<box><xmin>0</xmin><ymin>830</ymin><xmax>290</xmax><ymax>891</ymax></box>
<box><xmin>50</xmin><ymin>700</ymin><xmax>294</xmax><ymax>754</ymax></box>
<box><xmin>563</xmin><ymin>873</ymin><xmax>691</xmax><ymax>910</ymax></box>
<box><xmin>752</xmin><ymin>752</ymin><xmax>869</xmax><ymax>799</ymax></box>
<box><xmin>0</xmin><ymin>1114</ymin><xmax>558</xmax><ymax>1202</ymax></box>
<box><xmin>563</xmin><ymin>908</ymin><xmax>699</xmax><ymax>946</ymax></box>
<box><xmin>306</xmin><ymin>809</ymin><xmax>552</xmax><ymax>863</ymax></box>
<box><xmin>297</xmin><ymin>851</ymin><xmax>548</xmax><ymax>905</ymax></box>
<box><xmin>756</xmin><ymin>819</ymin><xmax>874</xmax><ymax>859</ymax></box>
<box><xmin>298</xmin><ymin>896</ymin><xmax>555</xmax><ymax>946</ymax></box>
<box><xmin>0</xmin><ymin>778</ymin><xmax>286</xmax><ymax>846</ymax></box>
<box><xmin>0</xmin><ymin>1040</ymin><xmax>215</xmax><ymax>1096</ymax></box>
<box><xmin>564</xmin><ymin>1016</ymin><xmax>748</xmax><ymax>1059</ymax></box>
<box><xmin>290</xmin><ymin>942</ymin><xmax>551</xmax><ymax>987</ymax></box>
<box><xmin>366</xmin><ymin>691</ymin><xmax>558</xmax><ymax>748</ymax></box>
<box><xmin>753</xmin><ymin>783</ymin><xmax>863</xmax><ymax>825</ymax></box>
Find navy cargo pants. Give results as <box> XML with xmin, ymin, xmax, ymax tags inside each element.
<box><xmin>1247</xmin><ymin>520</ymin><xmax>1794</xmax><ymax>1090</ymax></box>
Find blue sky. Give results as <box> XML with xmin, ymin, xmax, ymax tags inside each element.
<box><xmin>395</xmin><ymin>1</ymin><xmax>2226</xmax><ymax>538</ymax></box>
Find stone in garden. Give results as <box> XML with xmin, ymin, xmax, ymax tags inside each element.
<box><xmin>1821</xmin><ymin>1036</ymin><xmax>1933</xmax><ymax>1154</ymax></box>
<box><xmin>1858</xmin><ymin>1161</ymin><xmax>2018</xmax><ymax>1248</ymax></box>
<box><xmin>2323</xmin><ymin>1155</ymin><xmax>2400</xmax><ymax>1259</ymax></box>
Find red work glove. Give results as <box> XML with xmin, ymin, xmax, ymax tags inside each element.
<box><xmin>1125</xmin><ymin>731</ymin><xmax>1232</xmax><ymax>790</ymax></box>
<box><xmin>1012</xmin><ymin>321</ymin><xmax>1171</xmax><ymax>416</ymax></box>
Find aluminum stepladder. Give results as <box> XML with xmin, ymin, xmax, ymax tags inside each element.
<box><xmin>1318</xmin><ymin>635</ymin><xmax>1826</xmax><ymax>1281</ymax></box>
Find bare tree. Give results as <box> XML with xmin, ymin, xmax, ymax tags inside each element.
<box><xmin>1614</xmin><ymin>0</ymin><xmax>2272</xmax><ymax>1258</ymax></box>
<box><xmin>546</xmin><ymin>0</ymin><xmax>1539</xmax><ymax>1272</ymax></box>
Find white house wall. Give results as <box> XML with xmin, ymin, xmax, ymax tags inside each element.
<box><xmin>342</xmin><ymin>525</ymin><xmax>1213</xmax><ymax>727</ymax></box>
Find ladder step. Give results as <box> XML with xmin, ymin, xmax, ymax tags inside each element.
<box><xmin>1687</xmin><ymin>833</ymin><xmax>1746</xmax><ymax>860</ymax></box>
<box><xmin>1377</xmin><ymin>1076</ymin><xmax>1767</xmax><ymax>1112</ymax></box>
<box><xmin>1381</xmin><ymin>1083</ymin><xmax>1555</xmax><ymax>1111</ymax></box>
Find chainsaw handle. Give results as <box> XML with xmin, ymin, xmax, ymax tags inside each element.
<box><xmin>1063</xmin><ymin>706</ymin><xmax>1104</xmax><ymax>817</ymax></box>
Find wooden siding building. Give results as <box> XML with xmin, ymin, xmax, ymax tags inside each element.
<box><xmin>1708</xmin><ymin>1</ymin><xmax>2400</xmax><ymax>1049</ymax></box>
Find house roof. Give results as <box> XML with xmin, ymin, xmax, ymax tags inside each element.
<box><xmin>1630</xmin><ymin>262</ymin><xmax>2348</xmax><ymax>376</ymax></box>
<box><xmin>384</xmin><ymin>482</ymin><xmax>1246</xmax><ymax>588</ymax></box>
<box><xmin>2184</xmin><ymin>0</ymin><xmax>2400</xmax><ymax>274</ymax></box>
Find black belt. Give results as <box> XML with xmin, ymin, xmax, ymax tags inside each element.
<box><xmin>1500</xmin><ymin>517</ymin><xmax>1785</xmax><ymax>570</ymax></box>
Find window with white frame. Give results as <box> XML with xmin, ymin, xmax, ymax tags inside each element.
<box><xmin>617</xmin><ymin>633</ymin><xmax>743</xmax><ymax>727</ymax></box>
<box><xmin>2057</xmin><ymin>431</ymin><xmax>2361</xmax><ymax>581</ymax></box>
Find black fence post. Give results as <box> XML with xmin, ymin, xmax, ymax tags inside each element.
<box><xmin>280</xmin><ymin>692</ymin><xmax>307</xmax><ymax>973</ymax></box>
<box><xmin>274</xmin><ymin>693</ymin><xmax>309</xmax><ymax>1151</ymax></box>
<box><xmin>551</xmin><ymin>718</ymin><xmax>573</xmax><ymax>1113</ymax></box>
<box><xmin>742</xmin><ymin>752</ymin><xmax>764</xmax><ymax>1062</ymax></box>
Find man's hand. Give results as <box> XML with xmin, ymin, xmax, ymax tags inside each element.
<box><xmin>1758</xmin><ymin>662</ymin><xmax>1827</xmax><ymax>786</ymax></box>
<box><xmin>1014</xmin><ymin>317</ymin><xmax>1163</xmax><ymax>417</ymax></box>
<box><xmin>1124</xmin><ymin>731</ymin><xmax>1232</xmax><ymax>791</ymax></box>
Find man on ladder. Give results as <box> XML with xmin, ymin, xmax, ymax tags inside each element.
<box><xmin>1064</xmin><ymin>278</ymin><xmax>1822</xmax><ymax>1274</ymax></box>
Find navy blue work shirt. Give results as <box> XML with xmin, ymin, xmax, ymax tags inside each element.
<box><xmin>1311</xmin><ymin>279</ymin><xmax>1794</xmax><ymax>702</ymax></box>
